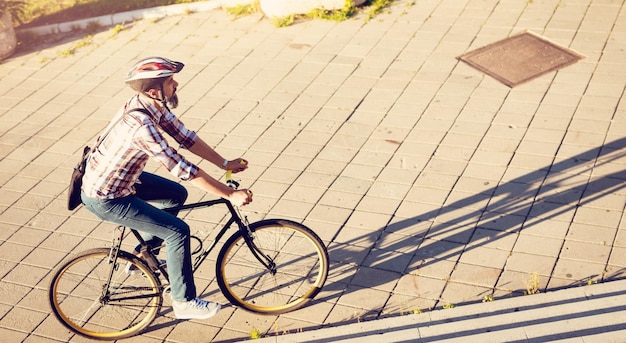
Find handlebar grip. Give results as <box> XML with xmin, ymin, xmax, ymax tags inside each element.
<box><xmin>225</xmin><ymin>160</ymin><xmax>247</xmax><ymax>189</ymax></box>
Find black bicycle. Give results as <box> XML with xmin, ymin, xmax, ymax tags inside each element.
<box><xmin>48</xmin><ymin>174</ymin><xmax>329</xmax><ymax>340</ymax></box>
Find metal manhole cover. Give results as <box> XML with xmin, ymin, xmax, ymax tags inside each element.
<box><xmin>457</xmin><ymin>30</ymin><xmax>585</xmax><ymax>87</ymax></box>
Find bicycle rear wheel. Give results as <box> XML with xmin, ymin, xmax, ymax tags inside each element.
<box><xmin>216</xmin><ymin>219</ymin><xmax>329</xmax><ymax>314</ymax></box>
<box><xmin>48</xmin><ymin>248</ymin><xmax>163</xmax><ymax>340</ymax></box>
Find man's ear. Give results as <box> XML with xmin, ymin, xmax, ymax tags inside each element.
<box><xmin>146</xmin><ymin>87</ymin><xmax>160</xmax><ymax>98</ymax></box>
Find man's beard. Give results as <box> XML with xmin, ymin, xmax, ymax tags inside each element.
<box><xmin>167</xmin><ymin>92</ymin><xmax>179</xmax><ymax>109</ymax></box>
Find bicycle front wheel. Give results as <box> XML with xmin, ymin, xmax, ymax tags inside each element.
<box><xmin>217</xmin><ymin>219</ymin><xmax>329</xmax><ymax>314</ymax></box>
<box><xmin>48</xmin><ymin>248</ymin><xmax>163</xmax><ymax>340</ymax></box>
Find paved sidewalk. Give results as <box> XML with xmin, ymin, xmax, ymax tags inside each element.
<box><xmin>1</xmin><ymin>0</ymin><xmax>625</xmax><ymax>342</ymax></box>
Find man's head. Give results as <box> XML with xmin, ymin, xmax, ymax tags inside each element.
<box><xmin>125</xmin><ymin>57</ymin><xmax>184</xmax><ymax>109</ymax></box>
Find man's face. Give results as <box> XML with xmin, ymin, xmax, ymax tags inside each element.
<box><xmin>162</xmin><ymin>76</ymin><xmax>179</xmax><ymax>108</ymax></box>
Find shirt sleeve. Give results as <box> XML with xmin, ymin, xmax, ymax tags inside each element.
<box><xmin>159</xmin><ymin>110</ymin><xmax>199</xmax><ymax>149</ymax></box>
<box><xmin>133</xmin><ymin>122</ymin><xmax>199</xmax><ymax>181</ymax></box>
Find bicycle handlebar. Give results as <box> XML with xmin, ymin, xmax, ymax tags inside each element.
<box><xmin>225</xmin><ymin>160</ymin><xmax>248</xmax><ymax>190</ymax></box>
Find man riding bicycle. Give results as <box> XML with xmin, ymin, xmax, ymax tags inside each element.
<box><xmin>81</xmin><ymin>57</ymin><xmax>252</xmax><ymax>320</ymax></box>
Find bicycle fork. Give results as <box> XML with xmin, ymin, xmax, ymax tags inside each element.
<box><xmin>99</xmin><ymin>226</ymin><xmax>126</xmax><ymax>304</ymax></box>
<box><xmin>233</xmin><ymin>205</ymin><xmax>277</xmax><ymax>275</ymax></box>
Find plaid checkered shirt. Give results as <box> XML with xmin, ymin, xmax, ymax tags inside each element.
<box><xmin>82</xmin><ymin>95</ymin><xmax>199</xmax><ymax>199</ymax></box>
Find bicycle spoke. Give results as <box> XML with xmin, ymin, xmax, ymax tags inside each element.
<box><xmin>49</xmin><ymin>249</ymin><xmax>162</xmax><ymax>340</ymax></box>
<box><xmin>217</xmin><ymin>220</ymin><xmax>328</xmax><ymax>314</ymax></box>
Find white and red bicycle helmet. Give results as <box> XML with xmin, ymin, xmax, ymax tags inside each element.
<box><xmin>125</xmin><ymin>57</ymin><xmax>184</xmax><ymax>92</ymax></box>
<box><xmin>125</xmin><ymin>57</ymin><xmax>184</xmax><ymax>109</ymax></box>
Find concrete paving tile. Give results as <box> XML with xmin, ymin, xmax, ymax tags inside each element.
<box><xmin>16</xmin><ymin>288</ymin><xmax>49</xmax><ymax>314</ymax></box>
<box><xmin>2</xmin><ymin>263</ymin><xmax>48</xmax><ymax>288</ymax></box>
<box><xmin>0</xmin><ymin>328</ymin><xmax>28</xmax><ymax>342</ymax></box>
<box><xmin>394</xmin><ymin>273</ymin><xmax>446</xmax><ymax>301</ymax></box>
<box><xmin>1</xmin><ymin>306</ymin><xmax>47</xmax><ymax>334</ymax></box>
<box><xmin>476</xmin><ymin>211</ymin><xmax>526</xmax><ymax>232</ymax></box>
<box><xmin>319</xmin><ymin>190</ymin><xmax>363</xmax><ymax>210</ymax></box>
<box><xmin>0</xmin><ymin>281</ymin><xmax>31</xmax><ymax>309</ymax></box>
<box><xmin>552</xmin><ymin>258</ymin><xmax>607</xmax><ymax>285</ymax></box>
<box><xmin>374</xmin><ymin>232</ymin><xmax>420</xmax><ymax>254</ymax></box>
<box><xmin>619</xmin><ymin>226</ymin><xmax>626</xmax><ymax>245</ymax></box>
<box><xmin>384</xmin><ymin>216</ymin><xmax>432</xmax><ymax>237</ymax></box>
<box><xmin>439</xmin><ymin>281</ymin><xmax>492</xmax><ymax>306</ymax></box>
<box><xmin>443</xmin><ymin>191</ymin><xmax>489</xmax><ymax>212</ymax></box>
<box><xmin>350</xmin><ymin>266</ymin><xmax>401</xmax><ymax>292</ymax></box>
<box><xmin>505</xmin><ymin>252</ymin><xmax>556</xmax><ymax>276</ymax></box>
<box><xmin>509</xmin><ymin>152</ymin><xmax>558</xmax><ymax>171</ymax></box>
<box><xmin>536</xmin><ymin>184</ymin><xmax>583</xmax><ymax>205</ymax></box>
<box><xmin>167</xmin><ymin>320</ymin><xmax>221</xmax><ymax>342</ymax></box>
<box><xmin>281</xmin><ymin>184</ymin><xmax>326</xmax><ymax>204</ymax></box>
<box><xmin>363</xmin><ymin>248</ymin><xmax>413</xmax><ymax>273</ymax></box>
<box><xmin>0</xmin><ymin>174</ymin><xmax>38</xmax><ymax>193</ymax></box>
<box><xmin>352</xmin><ymin>151</ymin><xmax>394</xmax><ymax>168</ymax></box>
<box><xmin>574</xmin><ymin>206</ymin><xmax>623</xmax><ymax>228</ymax></box>
<box><xmin>268</xmin><ymin>198</ymin><xmax>315</xmax><ymax>221</ymax></box>
<box><xmin>519</xmin><ymin>218</ymin><xmax>570</xmax><ymax>240</ymax></box>
<box><xmin>495</xmin><ymin>270</ymin><xmax>548</xmax><ymax>297</ymax></box>
<box><xmin>407</xmin><ymin>255</ymin><xmax>455</xmax><ymax>279</ymax></box>
<box><xmin>414</xmin><ymin>238</ymin><xmax>465</xmax><ymax>263</ymax></box>
<box><xmin>513</xmin><ymin>233</ymin><xmax>563</xmax><ymax>257</ymax></box>
<box><xmin>330</xmin><ymin>176</ymin><xmax>373</xmax><ymax>195</ymax></box>
<box><xmin>413</xmin><ymin>173</ymin><xmax>457</xmax><ymax>191</ymax></box>
<box><xmin>403</xmin><ymin>186</ymin><xmax>450</xmax><ymax>206</ymax></box>
<box><xmin>561</xmin><ymin>239</ymin><xmax>612</xmax><ymax>264</ymax></box>
<box><xmin>384</xmin><ymin>293</ymin><xmax>437</xmax><ymax>316</ymax></box>
<box><xmin>345</xmin><ymin>211</ymin><xmax>390</xmax><ymax>231</ymax></box>
<box><xmin>356</xmin><ymin>196</ymin><xmax>401</xmax><ymax>215</ymax></box>
<box><xmin>323</xmin><ymin>302</ymin><xmax>369</xmax><ymax>326</ymax></box>
<box><xmin>20</xmin><ymin>248</ymin><xmax>66</xmax><ymax>271</ymax></box>
<box><xmin>459</xmin><ymin>245</ymin><xmax>510</xmax><ymax>269</ymax></box>
<box><xmin>281</xmin><ymin>299</ymin><xmax>334</xmax><ymax>326</ymax></box>
<box><xmin>335</xmin><ymin>285</ymin><xmax>389</xmax><ymax>314</ymax></box>
<box><xmin>607</xmin><ymin>246</ymin><xmax>626</xmax><ymax>268</ymax></box>
<box><xmin>450</xmin><ymin>263</ymin><xmax>501</xmax><ymax>288</ymax></box>
<box><xmin>366</xmin><ymin>181</ymin><xmax>411</xmax><ymax>200</ymax></box>
<box><xmin>334</xmin><ymin>226</ymin><xmax>379</xmax><ymax>249</ymax></box>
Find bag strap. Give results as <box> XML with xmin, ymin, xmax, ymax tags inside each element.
<box><xmin>93</xmin><ymin>107</ymin><xmax>152</xmax><ymax>149</ymax></box>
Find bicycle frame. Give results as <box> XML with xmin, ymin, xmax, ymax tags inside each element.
<box><xmin>126</xmin><ymin>197</ymin><xmax>274</xmax><ymax>279</ymax></box>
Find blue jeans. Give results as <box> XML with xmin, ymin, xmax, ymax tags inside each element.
<box><xmin>82</xmin><ymin>172</ymin><xmax>196</xmax><ymax>302</ymax></box>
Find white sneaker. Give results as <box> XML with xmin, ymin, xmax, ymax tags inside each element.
<box><xmin>125</xmin><ymin>259</ymin><xmax>166</xmax><ymax>275</ymax></box>
<box><xmin>172</xmin><ymin>298</ymin><xmax>221</xmax><ymax>319</ymax></box>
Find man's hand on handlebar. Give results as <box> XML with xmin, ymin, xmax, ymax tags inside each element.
<box><xmin>224</xmin><ymin>159</ymin><xmax>251</xmax><ymax>207</ymax></box>
<box><xmin>223</xmin><ymin>158</ymin><xmax>248</xmax><ymax>173</ymax></box>
<box><xmin>227</xmin><ymin>189</ymin><xmax>252</xmax><ymax>207</ymax></box>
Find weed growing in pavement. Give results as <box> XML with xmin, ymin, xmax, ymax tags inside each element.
<box><xmin>364</xmin><ymin>0</ymin><xmax>394</xmax><ymax>22</ymax></box>
<box><xmin>226</xmin><ymin>0</ymin><xmax>398</xmax><ymax>27</ymax></box>
<box><xmin>482</xmin><ymin>295</ymin><xmax>494</xmax><ymax>302</ymax></box>
<box><xmin>56</xmin><ymin>34</ymin><xmax>93</xmax><ymax>57</ymax></box>
<box><xmin>225</xmin><ymin>1</ymin><xmax>259</xmax><ymax>17</ymax></box>
<box><xmin>307</xmin><ymin>0</ymin><xmax>356</xmax><ymax>21</ymax></box>
<box><xmin>249</xmin><ymin>327</ymin><xmax>263</xmax><ymax>339</ymax></box>
<box><xmin>399</xmin><ymin>305</ymin><xmax>423</xmax><ymax>315</ymax></box>
<box><xmin>272</xmin><ymin>14</ymin><xmax>295</xmax><ymax>27</ymax></box>
<box><xmin>443</xmin><ymin>302</ymin><xmax>455</xmax><ymax>309</ymax></box>
<box><xmin>524</xmin><ymin>272</ymin><xmax>541</xmax><ymax>295</ymax></box>
<box><xmin>109</xmin><ymin>24</ymin><xmax>125</xmax><ymax>36</ymax></box>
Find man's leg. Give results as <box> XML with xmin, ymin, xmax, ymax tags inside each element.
<box><xmin>83</xmin><ymin>193</ymin><xmax>196</xmax><ymax>302</ymax></box>
<box><xmin>132</xmin><ymin>172</ymin><xmax>188</xmax><ymax>255</ymax></box>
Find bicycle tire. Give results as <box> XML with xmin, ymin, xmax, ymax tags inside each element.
<box><xmin>48</xmin><ymin>248</ymin><xmax>163</xmax><ymax>340</ymax></box>
<box><xmin>216</xmin><ymin>219</ymin><xmax>329</xmax><ymax>314</ymax></box>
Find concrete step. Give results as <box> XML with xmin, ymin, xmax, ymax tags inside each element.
<box><xmin>256</xmin><ymin>279</ymin><xmax>626</xmax><ymax>342</ymax></box>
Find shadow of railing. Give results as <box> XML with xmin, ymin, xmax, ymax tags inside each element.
<box><xmin>322</xmin><ymin>136</ymin><xmax>626</xmax><ymax>310</ymax></box>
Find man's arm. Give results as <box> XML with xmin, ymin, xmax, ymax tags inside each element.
<box><xmin>188</xmin><ymin>137</ymin><xmax>248</xmax><ymax>173</ymax></box>
<box><xmin>189</xmin><ymin>169</ymin><xmax>251</xmax><ymax>206</ymax></box>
